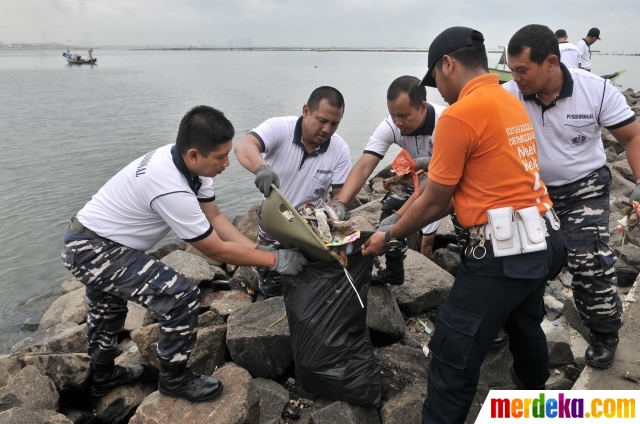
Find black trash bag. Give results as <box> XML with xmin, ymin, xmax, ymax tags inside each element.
<box><xmin>281</xmin><ymin>233</ymin><xmax>384</xmax><ymax>408</ymax></box>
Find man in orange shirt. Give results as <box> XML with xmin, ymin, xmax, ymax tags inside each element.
<box><xmin>363</xmin><ymin>27</ymin><xmax>565</xmax><ymax>423</ymax></box>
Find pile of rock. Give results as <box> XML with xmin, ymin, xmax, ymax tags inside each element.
<box><xmin>2</xmin><ymin>101</ymin><xmax>640</xmax><ymax>423</ymax></box>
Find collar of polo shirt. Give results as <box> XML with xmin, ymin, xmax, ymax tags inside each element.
<box><xmin>171</xmin><ymin>144</ymin><xmax>203</xmax><ymax>195</ymax></box>
<box><xmin>522</xmin><ymin>63</ymin><xmax>574</xmax><ymax>111</ymax></box>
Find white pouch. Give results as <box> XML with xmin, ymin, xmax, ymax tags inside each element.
<box><xmin>487</xmin><ymin>206</ymin><xmax>521</xmax><ymax>257</ymax></box>
<box><xmin>515</xmin><ymin>206</ymin><xmax>547</xmax><ymax>253</ymax></box>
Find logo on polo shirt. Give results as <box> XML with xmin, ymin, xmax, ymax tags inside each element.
<box><xmin>567</xmin><ymin>114</ymin><xmax>595</xmax><ymax>120</ymax></box>
<box><xmin>314</xmin><ymin>188</ymin><xmax>326</xmax><ymax>195</ymax></box>
<box><xmin>571</xmin><ymin>134</ymin><xmax>587</xmax><ymax>145</ymax></box>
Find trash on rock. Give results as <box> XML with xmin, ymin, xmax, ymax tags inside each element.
<box><xmin>382</xmin><ymin>149</ymin><xmax>427</xmax><ymax>198</ymax></box>
<box><xmin>617</xmin><ymin>200</ymin><xmax>640</xmax><ymax>238</ymax></box>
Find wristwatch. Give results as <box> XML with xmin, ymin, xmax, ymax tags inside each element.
<box><xmin>384</xmin><ymin>229</ymin><xmax>404</xmax><ymax>249</ymax></box>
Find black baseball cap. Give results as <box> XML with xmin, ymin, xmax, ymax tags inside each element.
<box><xmin>587</xmin><ymin>27</ymin><xmax>601</xmax><ymax>40</ymax></box>
<box><xmin>420</xmin><ymin>26</ymin><xmax>485</xmax><ymax>87</ymax></box>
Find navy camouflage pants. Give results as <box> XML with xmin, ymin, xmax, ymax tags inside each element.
<box><xmin>547</xmin><ymin>166</ymin><xmax>623</xmax><ymax>333</ymax></box>
<box><xmin>62</xmin><ymin>228</ymin><xmax>200</xmax><ymax>365</ymax></box>
<box><xmin>256</xmin><ymin>205</ymin><xmax>285</xmax><ymax>297</ymax></box>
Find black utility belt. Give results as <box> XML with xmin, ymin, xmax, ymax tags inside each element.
<box><xmin>70</xmin><ymin>215</ymin><xmax>101</xmax><ymax>239</ymax></box>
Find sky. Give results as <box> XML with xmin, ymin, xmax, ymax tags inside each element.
<box><xmin>2</xmin><ymin>0</ymin><xmax>639</xmax><ymax>52</ymax></box>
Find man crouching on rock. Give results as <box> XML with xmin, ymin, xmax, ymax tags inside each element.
<box><xmin>61</xmin><ymin>105</ymin><xmax>307</xmax><ymax>402</ymax></box>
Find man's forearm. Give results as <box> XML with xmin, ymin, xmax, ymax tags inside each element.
<box><xmin>334</xmin><ymin>154</ymin><xmax>380</xmax><ymax>204</ymax></box>
<box><xmin>211</xmin><ymin>214</ymin><xmax>256</xmax><ymax>248</ymax></box>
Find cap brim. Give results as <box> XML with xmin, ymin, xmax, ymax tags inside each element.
<box><xmin>420</xmin><ymin>66</ymin><xmax>437</xmax><ymax>87</ymax></box>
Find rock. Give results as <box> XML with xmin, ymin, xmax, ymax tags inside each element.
<box><xmin>147</xmin><ymin>241</ymin><xmax>186</xmax><ymax>260</ymax></box>
<box><xmin>0</xmin><ymin>408</ymin><xmax>73</xmax><ymax>424</ymax></box>
<box><xmin>208</xmin><ymin>265</ymin><xmax>231</xmax><ymax>282</ymax></box>
<box><xmin>546</xmin><ymin>378</ymin><xmax>574</xmax><ymax>390</ymax></box>
<box><xmin>374</xmin><ymin>344</ymin><xmax>429</xmax><ymax>397</ymax></box>
<box><xmin>349</xmin><ymin>200</ymin><xmax>383</xmax><ymax>226</ymax></box>
<box><xmin>612</xmin><ymin>161</ymin><xmax>635</xmax><ymax>183</ymax></box>
<box><xmin>187</xmin><ymin>324</ymin><xmax>227</xmax><ymax>375</ymax></box>
<box><xmin>478</xmin><ymin>344</ymin><xmax>514</xmax><ymax>387</ymax></box>
<box><xmin>351</xmin><ymin>215</ymin><xmax>376</xmax><ymax>232</ymax></box>
<box><xmin>312</xmin><ymin>400</ymin><xmax>381</xmax><ymax>424</ymax></box>
<box><xmin>115</xmin><ymin>338</ymin><xmax>144</xmax><ymax>368</ymax></box>
<box><xmin>601</xmin><ymin>132</ymin><xmax>625</xmax><ymax>155</ymax></box>
<box><xmin>562</xmin><ymin>298</ymin><xmax>590</xmax><ymax>341</ymax></box>
<box><xmin>233</xmin><ymin>267</ymin><xmax>259</xmax><ymax>292</ymax></box>
<box><xmin>545</xmin><ymin>277</ymin><xmax>572</xmax><ymax>303</ymax></box>
<box><xmin>226</xmin><ymin>263</ymin><xmax>238</xmax><ymax>274</ymax></box>
<box><xmin>610</xmin><ymin>168</ymin><xmax>634</xmax><ymax>198</ymax></box>
<box><xmin>399</xmin><ymin>332</ymin><xmax>423</xmax><ymax>350</ymax></box>
<box><xmin>605</xmin><ymin>149</ymin><xmax>618</xmax><ymax>163</ymax></box>
<box><xmin>10</xmin><ymin>323</ymin><xmax>86</xmax><ymax>355</ymax></box>
<box><xmin>60</xmin><ymin>278</ymin><xmax>84</xmax><ymax>294</ymax></box>
<box><xmin>210</xmin><ymin>291</ymin><xmax>254</xmax><ymax>320</ymax></box>
<box><xmin>0</xmin><ymin>356</ymin><xmax>21</xmax><ymax>388</ymax></box>
<box><xmin>391</xmin><ymin>250</ymin><xmax>454</xmax><ymax>316</ymax></box>
<box><xmin>94</xmin><ymin>381</ymin><xmax>156</xmax><ymax>424</ymax></box>
<box><xmin>130</xmin><ymin>324</ymin><xmax>159</xmax><ymax>369</ymax></box>
<box><xmin>20</xmin><ymin>354</ymin><xmax>90</xmax><ymax>391</ymax></box>
<box><xmin>129</xmin><ymin>363</ymin><xmax>260</xmax><ymax>424</ymax></box>
<box><xmin>379</xmin><ymin>384</ymin><xmax>425</xmax><ymax>424</ymax></box>
<box><xmin>234</xmin><ymin>203</ymin><xmax>261</xmax><ymax>242</ymax></box>
<box><xmin>544</xmin><ymin>295</ymin><xmax>564</xmax><ymax>321</ymax></box>
<box><xmin>435</xmin><ymin>215</ymin><xmax>456</xmax><ymax>239</ymax></box>
<box><xmin>198</xmin><ymin>310</ymin><xmax>226</xmax><ymax>327</ymax></box>
<box><xmin>60</xmin><ymin>408</ymin><xmax>99</xmax><ymax>424</ymax></box>
<box><xmin>0</xmin><ymin>365</ymin><xmax>59</xmax><ymax>412</ymax></box>
<box><xmin>613</xmin><ymin>256</ymin><xmax>640</xmax><ymax>287</ymax></box>
<box><xmin>371</xmin><ymin>178</ymin><xmax>386</xmax><ymax>194</ymax></box>
<box><xmin>254</xmin><ymin>378</ymin><xmax>289</xmax><ymax>424</ymax></box>
<box><xmin>184</xmin><ymin>243</ymin><xmax>223</xmax><ymax>267</ymax></box>
<box><xmin>123</xmin><ymin>302</ymin><xmax>157</xmax><ymax>332</ymax></box>
<box><xmin>39</xmin><ymin>289</ymin><xmax>87</xmax><ymax>330</ymax></box>
<box><xmin>227</xmin><ymin>297</ymin><xmax>293</xmax><ymax>379</ymax></box>
<box><xmin>355</xmin><ymin>186</ymin><xmax>372</xmax><ymax>206</ymax></box>
<box><xmin>198</xmin><ymin>287</ymin><xmax>217</xmax><ymax>312</ymax></box>
<box><xmin>542</xmin><ymin>320</ymin><xmax>574</xmax><ymax>367</ymax></box>
<box><xmin>21</xmin><ymin>316</ymin><xmax>41</xmax><ymax>332</ymax></box>
<box><xmin>160</xmin><ymin>250</ymin><xmax>215</xmax><ymax>284</ymax></box>
<box><xmin>431</xmin><ymin>248</ymin><xmax>460</xmax><ymax>276</ymax></box>
<box><xmin>568</xmin><ymin>326</ymin><xmax>589</xmax><ymax>371</ymax></box>
<box><xmin>366</xmin><ymin>285</ymin><xmax>405</xmax><ymax>346</ymax></box>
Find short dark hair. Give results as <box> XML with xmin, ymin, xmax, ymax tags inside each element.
<box><xmin>555</xmin><ymin>29</ymin><xmax>567</xmax><ymax>39</ymax></box>
<box><xmin>176</xmin><ymin>105</ymin><xmax>235</xmax><ymax>156</ymax></box>
<box><xmin>387</xmin><ymin>76</ymin><xmax>426</xmax><ymax>109</ymax></box>
<box><xmin>435</xmin><ymin>43</ymin><xmax>489</xmax><ymax>73</ymax></box>
<box><xmin>307</xmin><ymin>86</ymin><xmax>345</xmax><ymax>113</ymax></box>
<box><xmin>508</xmin><ymin>24</ymin><xmax>560</xmax><ymax>66</ymax></box>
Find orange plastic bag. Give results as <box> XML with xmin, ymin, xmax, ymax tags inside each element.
<box><xmin>391</xmin><ymin>149</ymin><xmax>420</xmax><ymax>198</ymax></box>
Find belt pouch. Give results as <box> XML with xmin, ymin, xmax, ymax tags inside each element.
<box><xmin>487</xmin><ymin>206</ymin><xmax>521</xmax><ymax>257</ymax></box>
<box><xmin>515</xmin><ymin>206</ymin><xmax>547</xmax><ymax>254</ymax></box>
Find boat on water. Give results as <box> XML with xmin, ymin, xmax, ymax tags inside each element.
<box><xmin>489</xmin><ymin>46</ymin><xmax>625</xmax><ymax>84</ymax></box>
<box><xmin>63</xmin><ymin>48</ymin><xmax>97</xmax><ymax>65</ymax></box>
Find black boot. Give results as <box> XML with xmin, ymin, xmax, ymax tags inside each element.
<box><xmin>371</xmin><ymin>246</ymin><xmax>406</xmax><ymax>286</ymax></box>
<box><xmin>91</xmin><ymin>361</ymin><xmax>147</xmax><ymax>396</ymax></box>
<box><xmin>585</xmin><ymin>330</ymin><xmax>619</xmax><ymax>369</ymax></box>
<box><xmin>158</xmin><ymin>363</ymin><xmax>223</xmax><ymax>402</ymax></box>
<box><xmin>491</xmin><ymin>328</ymin><xmax>509</xmax><ymax>349</ymax></box>
<box><xmin>510</xmin><ymin>367</ymin><xmax>546</xmax><ymax>390</ymax></box>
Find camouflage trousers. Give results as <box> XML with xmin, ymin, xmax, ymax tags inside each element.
<box><xmin>547</xmin><ymin>166</ymin><xmax>623</xmax><ymax>333</ymax></box>
<box><xmin>256</xmin><ymin>205</ymin><xmax>285</xmax><ymax>297</ymax></box>
<box><xmin>61</xmin><ymin>228</ymin><xmax>200</xmax><ymax>365</ymax></box>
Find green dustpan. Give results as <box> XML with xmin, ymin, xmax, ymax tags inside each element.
<box><xmin>261</xmin><ymin>184</ymin><xmax>333</xmax><ymax>263</ymax></box>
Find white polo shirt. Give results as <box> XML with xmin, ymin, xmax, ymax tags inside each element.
<box><xmin>503</xmin><ymin>64</ymin><xmax>636</xmax><ymax>186</ymax></box>
<box><xmin>363</xmin><ymin>103</ymin><xmax>446</xmax><ymax>160</ymax></box>
<box><xmin>77</xmin><ymin>144</ymin><xmax>215</xmax><ymax>251</ymax></box>
<box><xmin>364</xmin><ymin>102</ymin><xmax>445</xmax><ymax>235</ymax></box>
<box><xmin>576</xmin><ymin>39</ymin><xmax>592</xmax><ymax>70</ymax></box>
<box><xmin>249</xmin><ymin>116</ymin><xmax>351</xmax><ymax>209</ymax></box>
<box><xmin>558</xmin><ymin>41</ymin><xmax>581</xmax><ymax>69</ymax></box>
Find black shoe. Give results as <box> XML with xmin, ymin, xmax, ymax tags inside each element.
<box><xmin>585</xmin><ymin>330</ymin><xmax>619</xmax><ymax>369</ymax></box>
<box><xmin>491</xmin><ymin>329</ymin><xmax>509</xmax><ymax>349</ymax></box>
<box><xmin>510</xmin><ymin>367</ymin><xmax>545</xmax><ymax>390</ymax></box>
<box><xmin>91</xmin><ymin>361</ymin><xmax>147</xmax><ymax>397</ymax></box>
<box><xmin>371</xmin><ymin>250</ymin><xmax>405</xmax><ymax>286</ymax></box>
<box><xmin>159</xmin><ymin>363</ymin><xmax>223</xmax><ymax>402</ymax></box>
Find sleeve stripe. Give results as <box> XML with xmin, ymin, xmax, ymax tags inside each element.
<box><xmin>331</xmin><ymin>183</ymin><xmax>345</xmax><ymax>189</ymax></box>
<box><xmin>249</xmin><ymin>131</ymin><xmax>266</xmax><ymax>152</ymax></box>
<box><xmin>198</xmin><ymin>195</ymin><xmax>216</xmax><ymax>203</ymax></box>
<box><xmin>183</xmin><ymin>224</ymin><xmax>213</xmax><ymax>243</ymax></box>
<box><xmin>363</xmin><ymin>150</ymin><xmax>384</xmax><ymax>159</ymax></box>
<box><xmin>605</xmin><ymin>115</ymin><xmax>637</xmax><ymax>131</ymax></box>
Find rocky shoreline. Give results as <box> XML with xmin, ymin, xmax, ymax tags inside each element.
<box><xmin>1</xmin><ymin>88</ymin><xmax>640</xmax><ymax>423</ymax></box>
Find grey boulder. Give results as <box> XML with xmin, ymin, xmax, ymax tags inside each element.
<box><xmin>379</xmin><ymin>384</ymin><xmax>425</xmax><ymax>424</ymax></box>
<box><xmin>254</xmin><ymin>378</ymin><xmax>289</xmax><ymax>424</ymax></box>
<box><xmin>160</xmin><ymin>250</ymin><xmax>215</xmax><ymax>284</ymax></box>
<box><xmin>366</xmin><ymin>285</ymin><xmax>405</xmax><ymax>346</ymax></box>
<box><xmin>312</xmin><ymin>400</ymin><xmax>381</xmax><ymax>424</ymax></box>
<box><xmin>93</xmin><ymin>381</ymin><xmax>156</xmax><ymax>424</ymax></box>
<box><xmin>374</xmin><ymin>344</ymin><xmax>429</xmax><ymax>397</ymax></box>
<box><xmin>39</xmin><ymin>289</ymin><xmax>87</xmax><ymax>330</ymax></box>
<box><xmin>10</xmin><ymin>323</ymin><xmax>86</xmax><ymax>355</ymax></box>
<box><xmin>0</xmin><ymin>366</ymin><xmax>59</xmax><ymax>412</ymax></box>
<box><xmin>20</xmin><ymin>353</ymin><xmax>90</xmax><ymax>391</ymax></box>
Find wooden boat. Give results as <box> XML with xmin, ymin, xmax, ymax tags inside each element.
<box><xmin>63</xmin><ymin>48</ymin><xmax>97</xmax><ymax>65</ymax></box>
<box><xmin>490</xmin><ymin>46</ymin><xmax>626</xmax><ymax>85</ymax></box>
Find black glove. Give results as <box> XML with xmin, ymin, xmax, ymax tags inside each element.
<box><xmin>273</xmin><ymin>249</ymin><xmax>309</xmax><ymax>275</ymax></box>
<box><xmin>255</xmin><ymin>165</ymin><xmax>280</xmax><ymax>197</ymax></box>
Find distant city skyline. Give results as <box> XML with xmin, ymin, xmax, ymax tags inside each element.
<box><xmin>2</xmin><ymin>0</ymin><xmax>639</xmax><ymax>52</ymax></box>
